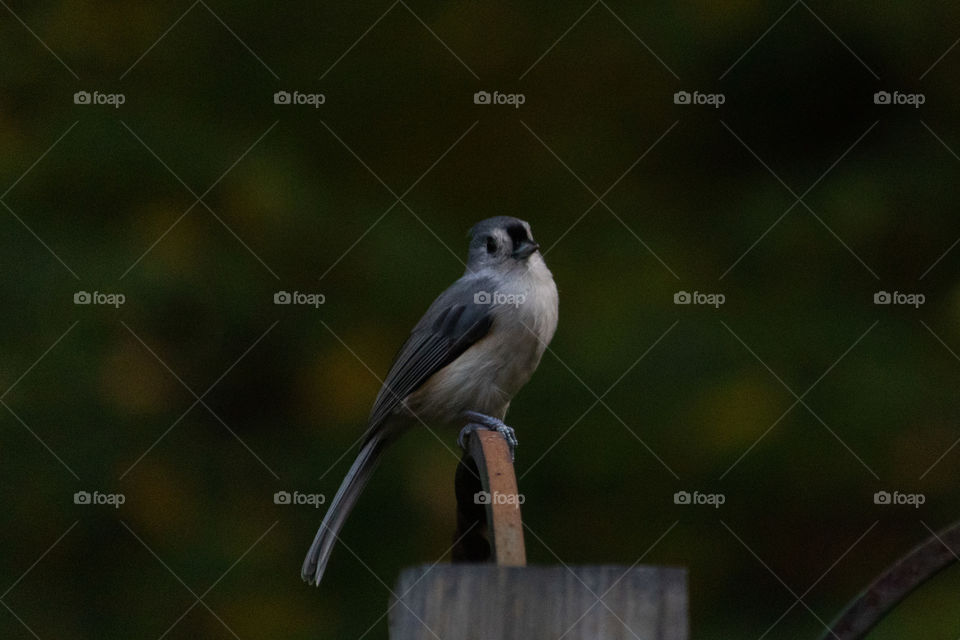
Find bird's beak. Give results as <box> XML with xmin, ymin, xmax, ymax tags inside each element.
<box><xmin>513</xmin><ymin>240</ymin><xmax>540</xmax><ymax>260</ymax></box>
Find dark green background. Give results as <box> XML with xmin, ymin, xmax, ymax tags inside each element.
<box><xmin>1</xmin><ymin>2</ymin><xmax>959</xmax><ymax>638</ymax></box>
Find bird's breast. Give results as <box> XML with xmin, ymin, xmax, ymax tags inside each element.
<box><xmin>405</xmin><ymin>266</ymin><xmax>558</xmax><ymax>427</ymax></box>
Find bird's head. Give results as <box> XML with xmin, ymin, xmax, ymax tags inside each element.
<box><xmin>466</xmin><ymin>216</ymin><xmax>541</xmax><ymax>273</ymax></box>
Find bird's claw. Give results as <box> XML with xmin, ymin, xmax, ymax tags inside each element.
<box><xmin>459</xmin><ymin>411</ymin><xmax>518</xmax><ymax>462</ymax></box>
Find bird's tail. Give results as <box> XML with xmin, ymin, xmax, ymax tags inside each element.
<box><xmin>301</xmin><ymin>434</ymin><xmax>387</xmax><ymax>585</ymax></box>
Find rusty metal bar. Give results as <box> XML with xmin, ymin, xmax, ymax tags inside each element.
<box><xmin>821</xmin><ymin>519</ymin><xmax>960</xmax><ymax>640</ymax></box>
<box><xmin>452</xmin><ymin>427</ymin><xmax>526</xmax><ymax>565</ymax></box>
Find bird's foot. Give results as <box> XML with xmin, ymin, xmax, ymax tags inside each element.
<box><xmin>459</xmin><ymin>411</ymin><xmax>518</xmax><ymax>462</ymax></box>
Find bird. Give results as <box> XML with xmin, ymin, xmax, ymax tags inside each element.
<box><xmin>301</xmin><ymin>216</ymin><xmax>559</xmax><ymax>586</ymax></box>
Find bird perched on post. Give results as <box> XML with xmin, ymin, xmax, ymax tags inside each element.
<box><xmin>302</xmin><ymin>216</ymin><xmax>559</xmax><ymax>586</ymax></box>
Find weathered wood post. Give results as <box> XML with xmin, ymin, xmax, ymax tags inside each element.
<box><xmin>388</xmin><ymin>426</ymin><xmax>689</xmax><ymax>640</ymax></box>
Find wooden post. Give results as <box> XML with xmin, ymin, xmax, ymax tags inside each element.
<box><xmin>390</xmin><ymin>425</ymin><xmax>689</xmax><ymax>639</ymax></box>
<box><xmin>389</xmin><ymin>565</ymin><xmax>688</xmax><ymax>640</ymax></box>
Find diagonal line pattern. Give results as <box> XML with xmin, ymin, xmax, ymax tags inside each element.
<box><xmin>920</xmin><ymin>520</ymin><xmax>960</xmax><ymax>562</ymax></box>
<box><xmin>521</xmin><ymin>120</ymin><xmax>680</xmax><ymax>279</ymax></box>
<box><xmin>520</xmin><ymin>1</ymin><xmax>599</xmax><ymax>80</ymax></box>
<box><xmin>554</xmin><ymin>520</ymin><xmax>679</xmax><ymax>640</ymax></box>
<box><xmin>317</xmin><ymin>120</ymin><xmax>478</xmax><ymax>280</ymax></box>
<box><xmin>918</xmin><ymin>320</ymin><xmax>960</xmax><ymax>479</ymax></box>
<box><xmin>720</xmin><ymin>0</ymin><xmax>801</xmax><ymax>80</ymax></box>
<box><xmin>328</xmin><ymin>526</ymin><xmax>444</xmax><ymax>640</ymax></box>
<box><xmin>542</xmin><ymin>120</ymin><xmax>680</xmax><ymax>257</ymax></box>
<box><xmin>317</xmin><ymin>320</ymin><xmax>476</xmax><ymax>478</ymax></box>
<box><xmin>0</xmin><ymin>0</ymin><xmax>79</xmax><ymax>78</ymax></box>
<box><xmin>720</xmin><ymin>320</ymin><xmax>879</xmax><ymax>480</ymax></box>
<box><xmin>523</xmin><ymin>521</ymin><xmax>668</xmax><ymax>640</ymax></box>
<box><xmin>198</xmin><ymin>0</ymin><xmax>279</xmax><ymax>79</ymax></box>
<box><xmin>0</xmin><ymin>200</ymin><xmax>81</xmax><ymax>280</ymax></box>
<box><xmin>1</xmin><ymin>122</ymin><xmax>82</xmax><ymax>279</ymax></box>
<box><xmin>2</xmin><ymin>122</ymin><xmax>79</xmax><ymax>201</ymax></box>
<box><xmin>520</xmin><ymin>0</ymin><xmax>678</xmax><ymax>80</ymax></box>
<box><xmin>119</xmin><ymin>120</ymin><xmax>280</xmax><ymax>280</ymax></box>
<box><xmin>118</xmin><ymin>321</ymin><xmax>279</xmax><ymax>479</ymax></box>
<box><xmin>719</xmin><ymin>120</ymin><xmax>879</xmax><ymax>280</ymax></box>
<box><xmin>757</xmin><ymin>520</ymin><xmax>878</xmax><ymax>640</ymax></box>
<box><xmin>722</xmin><ymin>520</ymin><xmax>840</xmax><ymax>639</ymax></box>
<box><xmin>1</xmin><ymin>521</ymin><xmax>78</xmax><ymax>600</ymax></box>
<box><xmin>917</xmin><ymin>121</ymin><xmax>960</xmax><ymax>280</ymax></box>
<box><xmin>598</xmin><ymin>0</ymin><xmax>679</xmax><ymax>80</ymax></box>
<box><xmin>0</xmin><ymin>600</ymin><xmax>41</xmax><ymax>640</ymax></box>
<box><xmin>2</xmin><ymin>322</ymin><xmax>78</xmax><ymax>400</ymax></box>
<box><xmin>520</xmin><ymin>320</ymin><xmax>679</xmax><ymax>480</ymax></box>
<box><xmin>353</xmin><ymin>521</ymin><xmax>480</xmax><ymax>640</ymax></box>
<box><xmin>2</xmin><ymin>401</ymin><xmax>81</xmax><ymax>480</ymax></box>
<box><xmin>720</xmin><ymin>0</ymin><xmax>877</xmax><ymax>80</ymax></box>
<box><xmin>798</xmin><ymin>1</ymin><xmax>878</xmax><ymax>79</ymax></box>
<box><xmin>517</xmin><ymin>317</ymin><xmax>680</xmax><ymax>479</ymax></box>
<box><xmin>320</xmin><ymin>0</ymin><xmax>477</xmax><ymax>81</ymax></box>
<box><xmin>120</xmin><ymin>0</ymin><xmax>277</xmax><ymax>80</ymax></box>
<box><xmin>122</xmin><ymin>519</ymin><xmax>276</xmax><ymax>640</ymax></box>
<box><xmin>0</xmin><ymin>520</ymin><xmax>79</xmax><ymax>639</ymax></box>
<box><xmin>919</xmin><ymin>36</ymin><xmax>960</xmax><ymax>80</ymax></box>
<box><xmin>398</xmin><ymin>0</ymin><xmax>478</xmax><ymax>79</ymax></box>
<box><xmin>320</xmin><ymin>1</ymin><xmax>399</xmax><ymax>80</ymax></box>
<box><xmin>121</xmin><ymin>0</ymin><xmax>200</xmax><ymax>79</ymax></box>
<box><xmin>1</xmin><ymin>322</ymin><xmax>81</xmax><ymax>479</ymax></box>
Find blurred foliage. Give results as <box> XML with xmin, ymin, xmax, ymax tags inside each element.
<box><xmin>2</xmin><ymin>1</ymin><xmax>960</xmax><ymax>638</ymax></box>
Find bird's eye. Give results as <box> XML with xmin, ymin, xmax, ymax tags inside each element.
<box><xmin>485</xmin><ymin>237</ymin><xmax>497</xmax><ymax>254</ymax></box>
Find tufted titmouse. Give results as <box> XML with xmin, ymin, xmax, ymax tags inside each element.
<box><xmin>301</xmin><ymin>216</ymin><xmax>559</xmax><ymax>586</ymax></box>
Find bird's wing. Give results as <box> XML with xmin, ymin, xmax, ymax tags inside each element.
<box><xmin>363</xmin><ymin>276</ymin><xmax>496</xmax><ymax>440</ymax></box>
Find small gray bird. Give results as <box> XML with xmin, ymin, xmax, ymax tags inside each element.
<box><xmin>302</xmin><ymin>216</ymin><xmax>558</xmax><ymax>586</ymax></box>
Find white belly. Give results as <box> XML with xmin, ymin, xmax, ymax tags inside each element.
<box><xmin>405</xmin><ymin>258</ymin><xmax>558</xmax><ymax>428</ymax></box>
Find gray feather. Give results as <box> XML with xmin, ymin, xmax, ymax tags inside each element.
<box><xmin>301</xmin><ymin>432</ymin><xmax>389</xmax><ymax>585</ymax></box>
<box><xmin>363</xmin><ymin>275</ymin><xmax>496</xmax><ymax>440</ymax></box>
